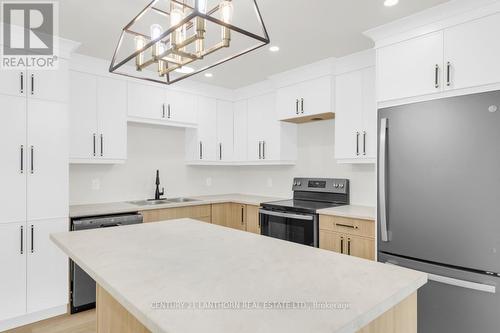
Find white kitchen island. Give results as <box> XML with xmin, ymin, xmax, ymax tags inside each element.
<box><xmin>51</xmin><ymin>219</ymin><xmax>427</xmax><ymax>333</ymax></box>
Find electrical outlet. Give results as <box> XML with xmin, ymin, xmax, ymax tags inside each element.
<box><xmin>206</xmin><ymin>177</ymin><xmax>212</xmax><ymax>187</ymax></box>
<box><xmin>267</xmin><ymin>178</ymin><xmax>273</xmax><ymax>187</ymax></box>
<box><xmin>91</xmin><ymin>179</ymin><xmax>100</xmax><ymax>190</ymax></box>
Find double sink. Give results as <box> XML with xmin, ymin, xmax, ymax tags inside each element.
<box><xmin>128</xmin><ymin>197</ymin><xmax>200</xmax><ymax>206</ymax></box>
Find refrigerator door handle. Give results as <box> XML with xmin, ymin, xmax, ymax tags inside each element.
<box><xmin>379</xmin><ymin>118</ymin><xmax>389</xmax><ymax>242</ymax></box>
<box><xmin>428</xmin><ymin>273</ymin><xmax>496</xmax><ymax>294</ymax></box>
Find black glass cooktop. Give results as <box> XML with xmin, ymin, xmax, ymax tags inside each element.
<box><xmin>261</xmin><ymin>199</ymin><xmax>346</xmax><ymax>214</ymax></box>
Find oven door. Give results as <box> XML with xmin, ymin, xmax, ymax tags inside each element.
<box><xmin>259</xmin><ymin>209</ymin><xmax>318</xmax><ymax>247</ymax></box>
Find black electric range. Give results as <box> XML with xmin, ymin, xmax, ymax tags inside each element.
<box><xmin>260</xmin><ymin>178</ymin><xmax>350</xmax><ymax>247</ymax></box>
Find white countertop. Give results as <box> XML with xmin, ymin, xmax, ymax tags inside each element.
<box><xmin>69</xmin><ymin>194</ymin><xmax>283</xmax><ymax>218</ymax></box>
<box><xmin>317</xmin><ymin>205</ymin><xmax>376</xmax><ymax>221</ymax></box>
<box><xmin>51</xmin><ymin>219</ymin><xmax>426</xmax><ymax>333</ymax></box>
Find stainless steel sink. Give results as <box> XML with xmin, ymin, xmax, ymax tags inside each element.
<box><xmin>166</xmin><ymin>197</ymin><xmax>200</xmax><ymax>203</ymax></box>
<box><xmin>128</xmin><ymin>199</ymin><xmax>171</xmax><ymax>206</ymax></box>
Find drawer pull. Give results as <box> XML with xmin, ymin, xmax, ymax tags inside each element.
<box><xmin>336</xmin><ymin>223</ymin><xmax>359</xmax><ymax>230</ymax></box>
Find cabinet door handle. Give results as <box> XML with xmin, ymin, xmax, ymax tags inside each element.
<box><xmin>162</xmin><ymin>103</ymin><xmax>165</xmax><ymax>118</ymax></box>
<box><xmin>363</xmin><ymin>131</ymin><xmax>366</xmax><ymax>156</ymax></box>
<box><xmin>30</xmin><ymin>225</ymin><xmax>34</xmax><ymax>253</ymax></box>
<box><xmin>295</xmin><ymin>99</ymin><xmax>299</xmax><ymax>115</ymax></box>
<box><xmin>347</xmin><ymin>238</ymin><xmax>351</xmax><ymax>255</ymax></box>
<box><xmin>31</xmin><ymin>73</ymin><xmax>35</xmax><ymax>95</ymax></box>
<box><xmin>219</xmin><ymin>143</ymin><xmax>222</xmax><ymax>160</ymax></box>
<box><xmin>167</xmin><ymin>104</ymin><xmax>171</xmax><ymax>119</ymax></box>
<box><xmin>20</xmin><ymin>226</ymin><xmax>24</xmax><ymax>254</ymax></box>
<box><xmin>446</xmin><ymin>62</ymin><xmax>451</xmax><ymax>87</ymax></box>
<box><xmin>340</xmin><ymin>236</ymin><xmax>344</xmax><ymax>254</ymax></box>
<box><xmin>356</xmin><ymin>132</ymin><xmax>360</xmax><ymax>156</ymax></box>
<box><xmin>241</xmin><ymin>206</ymin><xmax>244</xmax><ymax>225</ymax></box>
<box><xmin>30</xmin><ymin>146</ymin><xmax>34</xmax><ymax>174</ymax></box>
<box><xmin>336</xmin><ymin>223</ymin><xmax>359</xmax><ymax>230</ymax></box>
<box><xmin>262</xmin><ymin>141</ymin><xmax>266</xmax><ymax>160</ymax></box>
<box><xmin>301</xmin><ymin>98</ymin><xmax>304</xmax><ymax>113</ymax></box>
<box><xmin>434</xmin><ymin>64</ymin><xmax>440</xmax><ymax>88</ymax></box>
<box><xmin>100</xmin><ymin>134</ymin><xmax>104</xmax><ymax>156</ymax></box>
<box><xmin>258</xmin><ymin>141</ymin><xmax>262</xmax><ymax>159</ymax></box>
<box><xmin>20</xmin><ymin>72</ymin><xmax>24</xmax><ymax>94</ymax></box>
<box><xmin>20</xmin><ymin>145</ymin><xmax>24</xmax><ymax>173</ymax></box>
<box><xmin>199</xmin><ymin>141</ymin><xmax>203</xmax><ymax>160</ymax></box>
<box><xmin>93</xmin><ymin>134</ymin><xmax>96</xmax><ymax>156</ymax></box>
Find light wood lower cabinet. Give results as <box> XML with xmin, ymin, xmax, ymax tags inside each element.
<box><xmin>320</xmin><ymin>215</ymin><xmax>375</xmax><ymax>261</ymax></box>
<box><xmin>141</xmin><ymin>205</ymin><xmax>211</xmax><ymax>223</ymax></box>
<box><xmin>211</xmin><ymin>203</ymin><xmax>247</xmax><ymax>231</ymax></box>
<box><xmin>245</xmin><ymin>205</ymin><xmax>261</xmax><ymax>235</ymax></box>
<box><xmin>141</xmin><ymin>203</ymin><xmax>261</xmax><ymax>235</ymax></box>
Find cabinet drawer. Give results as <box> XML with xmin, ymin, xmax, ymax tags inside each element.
<box><xmin>141</xmin><ymin>205</ymin><xmax>211</xmax><ymax>223</ymax></box>
<box><xmin>319</xmin><ymin>215</ymin><xmax>374</xmax><ymax>238</ymax></box>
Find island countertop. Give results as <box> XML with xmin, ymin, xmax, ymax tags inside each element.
<box><xmin>51</xmin><ymin>219</ymin><xmax>426</xmax><ymax>333</ymax></box>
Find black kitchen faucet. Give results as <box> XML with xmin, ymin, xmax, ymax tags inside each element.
<box><xmin>154</xmin><ymin>170</ymin><xmax>165</xmax><ymax>200</ymax></box>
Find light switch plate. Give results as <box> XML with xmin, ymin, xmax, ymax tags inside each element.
<box><xmin>206</xmin><ymin>177</ymin><xmax>212</xmax><ymax>187</ymax></box>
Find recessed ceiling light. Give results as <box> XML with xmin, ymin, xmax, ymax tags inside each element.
<box><xmin>384</xmin><ymin>0</ymin><xmax>399</xmax><ymax>7</ymax></box>
<box><xmin>269</xmin><ymin>46</ymin><xmax>280</xmax><ymax>52</ymax></box>
<box><xmin>204</xmin><ymin>72</ymin><xmax>213</xmax><ymax>78</ymax></box>
<box><xmin>175</xmin><ymin>66</ymin><xmax>195</xmax><ymax>74</ymax></box>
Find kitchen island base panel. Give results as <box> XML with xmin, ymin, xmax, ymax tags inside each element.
<box><xmin>96</xmin><ymin>283</ymin><xmax>416</xmax><ymax>333</ymax></box>
<box><xmin>96</xmin><ymin>285</ymin><xmax>149</xmax><ymax>333</ymax></box>
<box><xmin>357</xmin><ymin>292</ymin><xmax>416</xmax><ymax>333</ymax></box>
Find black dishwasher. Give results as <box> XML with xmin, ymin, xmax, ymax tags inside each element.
<box><xmin>70</xmin><ymin>213</ymin><xmax>143</xmax><ymax>313</ymax></box>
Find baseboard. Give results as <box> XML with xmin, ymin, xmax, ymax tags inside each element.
<box><xmin>0</xmin><ymin>304</ymin><xmax>68</xmax><ymax>332</ymax></box>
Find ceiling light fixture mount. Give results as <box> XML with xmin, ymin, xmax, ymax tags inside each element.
<box><xmin>109</xmin><ymin>0</ymin><xmax>270</xmax><ymax>85</ymax></box>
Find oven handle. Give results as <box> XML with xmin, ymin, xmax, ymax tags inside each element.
<box><xmin>259</xmin><ymin>209</ymin><xmax>314</xmax><ymax>221</ymax></box>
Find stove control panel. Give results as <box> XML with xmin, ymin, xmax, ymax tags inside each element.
<box><xmin>292</xmin><ymin>178</ymin><xmax>349</xmax><ymax>194</ymax></box>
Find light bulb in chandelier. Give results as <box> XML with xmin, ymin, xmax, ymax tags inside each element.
<box><xmin>150</xmin><ymin>24</ymin><xmax>163</xmax><ymax>58</ymax></box>
<box><xmin>220</xmin><ymin>0</ymin><xmax>234</xmax><ymax>23</ymax></box>
<box><xmin>197</xmin><ymin>0</ymin><xmax>208</xmax><ymax>14</ymax></box>
<box><xmin>220</xmin><ymin>0</ymin><xmax>233</xmax><ymax>46</ymax></box>
<box><xmin>134</xmin><ymin>36</ymin><xmax>146</xmax><ymax>69</ymax></box>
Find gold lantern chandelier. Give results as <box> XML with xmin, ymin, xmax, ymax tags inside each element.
<box><xmin>109</xmin><ymin>0</ymin><xmax>270</xmax><ymax>84</ymax></box>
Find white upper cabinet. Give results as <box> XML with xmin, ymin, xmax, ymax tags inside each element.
<box><xmin>187</xmin><ymin>96</ymin><xmax>217</xmax><ymax>161</ymax></box>
<box><xmin>377</xmin><ymin>31</ymin><xmax>444</xmax><ymax>102</ymax></box>
<box><xmin>0</xmin><ymin>70</ymin><xmax>25</xmax><ymax>97</ymax></box>
<box><xmin>128</xmin><ymin>81</ymin><xmax>197</xmax><ymax>127</ymax></box>
<box><xmin>375</xmin><ymin>10</ymin><xmax>500</xmax><ymax>103</ymax></box>
<box><xmin>70</xmin><ymin>71</ymin><xmax>98</xmax><ymax>160</ymax></box>
<box><xmin>335</xmin><ymin>67</ymin><xmax>376</xmax><ymax>163</ymax></box>
<box><xmin>166</xmin><ymin>90</ymin><xmax>196</xmax><ymax>124</ymax></box>
<box><xmin>0</xmin><ymin>94</ymin><xmax>27</xmax><ymax>224</ymax></box>
<box><xmin>444</xmin><ymin>13</ymin><xmax>500</xmax><ymax>91</ymax></box>
<box><xmin>277</xmin><ymin>76</ymin><xmax>332</xmax><ymax>120</ymax></box>
<box><xmin>216</xmin><ymin>100</ymin><xmax>234</xmax><ymax>162</ymax></box>
<box><xmin>248</xmin><ymin>93</ymin><xmax>297</xmax><ymax>162</ymax></box>
<box><xmin>27</xmin><ymin>99</ymin><xmax>68</xmax><ymax>220</ymax></box>
<box><xmin>128</xmin><ymin>81</ymin><xmax>165</xmax><ymax>121</ymax></box>
<box><xmin>69</xmin><ymin>71</ymin><xmax>127</xmax><ymax>163</ymax></box>
<box><xmin>28</xmin><ymin>59</ymin><xmax>70</xmax><ymax>103</ymax></box>
<box><xmin>97</xmin><ymin>77</ymin><xmax>127</xmax><ymax>161</ymax></box>
<box><xmin>233</xmin><ymin>100</ymin><xmax>248</xmax><ymax>162</ymax></box>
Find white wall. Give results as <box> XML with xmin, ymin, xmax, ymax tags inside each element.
<box><xmin>69</xmin><ymin>120</ymin><xmax>376</xmax><ymax>206</ymax></box>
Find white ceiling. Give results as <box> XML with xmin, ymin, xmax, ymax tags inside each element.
<box><xmin>59</xmin><ymin>0</ymin><xmax>450</xmax><ymax>88</ymax></box>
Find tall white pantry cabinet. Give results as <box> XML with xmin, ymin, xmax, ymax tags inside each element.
<box><xmin>0</xmin><ymin>41</ymin><xmax>76</xmax><ymax>330</ymax></box>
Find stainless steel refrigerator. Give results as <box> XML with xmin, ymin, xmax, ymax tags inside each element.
<box><xmin>377</xmin><ymin>90</ymin><xmax>500</xmax><ymax>333</ymax></box>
